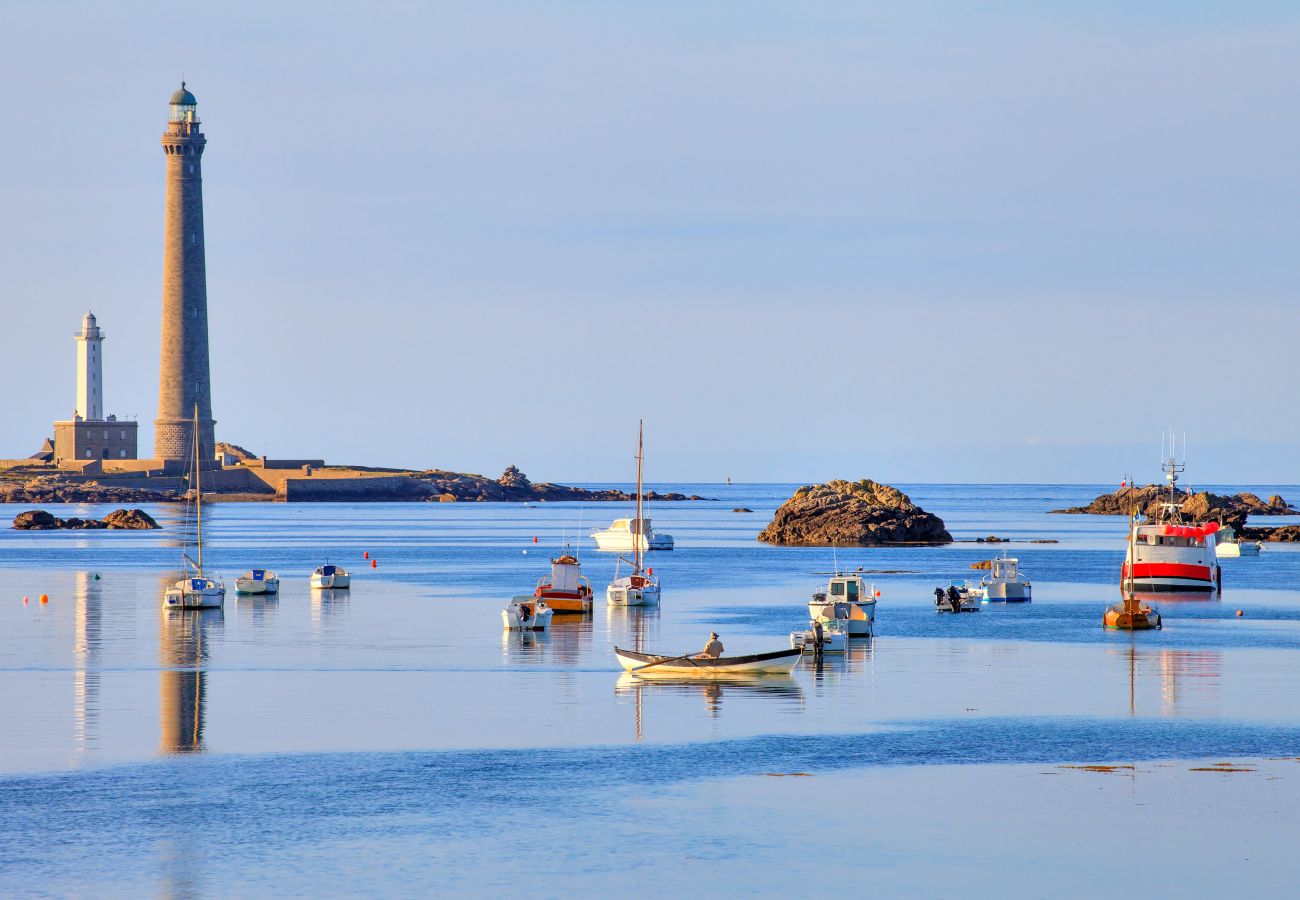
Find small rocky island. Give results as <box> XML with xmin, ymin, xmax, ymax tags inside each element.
<box><xmin>1051</xmin><ymin>485</ymin><xmax>1300</xmax><ymax>541</ymax></box>
<box><xmin>758</xmin><ymin>479</ymin><xmax>952</xmax><ymax>546</ymax></box>
<box><xmin>12</xmin><ymin>509</ymin><xmax>160</xmax><ymax>530</ymax></box>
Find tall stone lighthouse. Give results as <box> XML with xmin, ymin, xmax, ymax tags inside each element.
<box><xmin>155</xmin><ymin>82</ymin><xmax>216</xmax><ymax>463</ymax></box>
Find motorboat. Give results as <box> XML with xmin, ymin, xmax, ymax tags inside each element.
<box><xmin>607</xmin><ymin>421</ymin><xmax>663</xmax><ymax>607</ymax></box>
<box><xmin>1214</xmin><ymin>525</ymin><xmax>1260</xmax><ymax>558</ymax></box>
<box><xmin>162</xmin><ymin>405</ymin><xmax>225</xmax><ymax>610</ymax></box>
<box><xmin>789</xmin><ymin>620</ymin><xmax>848</xmax><ymax>653</ymax></box>
<box><xmin>981</xmin><ymin>554</ymin><xmax>1032</xmax><ymax>601</ymax></box>
<box><xmin>614</xmin><ymin>646</ymin><xmax>801</xmax><ymax>677</ymax></box>
<box><xmin>235</xmin><ymin>569</ymin><xmax>279</xmax><ymax>594</ymax></box>
<box><xmin>534</xmin><ymin>549</ymin><xmax>594</xmax><ymax>613</ymax></box>
<box><xmin>592</xmin><ymin>517</ymin><xmax>674</xmax><ymax>552</ymax></box>
<box><xmin>311</xmin><ymin>564</ymin><xmax>351</xmax><ymax>589</ymax></box>
<box><xmin>807</xmin><ymin>573</ymin><xmax>877</xmax><ymax>636</ymax></box>
<box><xmin>502</xmin><ymin>596</ymin><xmax>554</xmax><ymax>631</ymax></box>
<box><xmin>935</xmin><ymin>584</ymin><xmax>980</xmax><ymax>613</ymax></box>
<box><xmin>1122</xmin><ymin>452</ymin><xmax>1221</xmax><ymax>593</ymax></box>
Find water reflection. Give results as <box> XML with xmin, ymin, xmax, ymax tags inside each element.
<box><xmin>614</xmin><ymin>673</ymin><xmax>804</xmax><ymax>733</ymax></box>
<box><xmin>311</xmin><ymin>588</ymin><xmax>350</xmax><ymax>630</ymax></box>
<box><xmin>72</xmin><ymin>571</ymin><xmax>102</xmax><ymax>759</ymax></box>
<box><xmin>501</xmin><ymin>628</ymin><xmax>551</xmax><ymax>664</ymax></box>
<box><xmin>803</xmin><ymin>638</ymin><xmax>875</xmax><ymax>690</ymax></box>
<box><xmin>236</xmin><ymin>593</ymin><xmax>278</xmax><ymax>629</ymax></box>
<box><xmin>547</xmin><ymin>616</ymin><xmax>592</xmax><ymax>665</ymax></box>
<box><xmin>1108</xmin><ymin>642</ymin><xmax>1222</xmax><ymax>717</ymax></box>
<box><xmin>159</xmin><ymin>604</ymin><xmax>223</xmax><ymax>754</ymax></box>
<box><xmin>604</xmin><ymin>606</ymin><xmax>661</xmax><ymax>654</ymax></box>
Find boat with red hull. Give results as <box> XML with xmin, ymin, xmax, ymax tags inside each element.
<box><xmin>1120</xmin><ymin>447</ymin><xmax>1222</xmax><ymax>594</ymax></box>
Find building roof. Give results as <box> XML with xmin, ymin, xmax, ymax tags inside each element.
<box><xmin>170</xmin><ymin>82</ymin><xmax>196</xmax><ymax>105</ymax></box>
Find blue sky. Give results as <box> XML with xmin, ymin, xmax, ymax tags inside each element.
<box><xmin>2</xmin><ymin>2</ymin><xmax>1297</xmax><ymax>483</ymax></box>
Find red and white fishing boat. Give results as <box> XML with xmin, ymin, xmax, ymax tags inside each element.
<box><xmin>1120</xmin><ymin>453</ymin><xmax>1222</xmax><ymax>594</ymax></box>
<box><xmin>534</xmin><ymin>548</ymin><xmax>594</xmax><ymax>614</ymax></box>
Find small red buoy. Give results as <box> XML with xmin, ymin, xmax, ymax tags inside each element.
<box><xmin>533</xmin><ymin>536</ymin><xmax>538</xmax><ymax>544</ymax></box>
<box><xmin>371</xmin><ymin>559</ymin><xmax>377</xmax><ymax>568</ymax></box>
<box><xmin>39</xmin><ymin>594</ymin><xmax>49</xmax><ymax>604</ymax></box>
<box><xmin>1236</xmin><ymin>609</ymin><xmax>1244</xmax><ymax>617</ymax></box>
<box><xmin>647</xmin><ymin>567</ymin><xmax>653</xmax><ymax>576</ymax></box>
<box><xmin>364</xmin><ymin>551</ymin><xmax>369</xmax><ymax>559</ymax></box>
<box><xmin>23</xmin><ymin>596</ymin><xmax>29</xmax><ymax>605</ymax></box>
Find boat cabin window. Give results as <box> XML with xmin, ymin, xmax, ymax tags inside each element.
<box><xmin>830</xmin><ymin>581</ymin><xmax>845</xmax><ymax>597</ymax></box>
<box><xmin>845</xmin><ymin>580</ymin><xmax>859</xmax><ymax>599</ymax></box>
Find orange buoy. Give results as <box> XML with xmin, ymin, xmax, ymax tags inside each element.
<box><xmin>371</xmin><ymin>559</ymin><xmax>377</xmax><ymax>568</ymax></box>
<box><xmin>364</xmin><ymin>551</ymin><xmax>369</xmax><ymax>559</ymax></box>
<box><xmin>1236</xmin><ymin>609</ymin><xmax>1244</xmax><ymax>617</ymax></box>
<box><xmin>23</xmin><ymin>596</ymin><xmax>29</xmax><ymax>605</ymax></box>
<box><xmin>647</xmin><ymin>567</ymin><xmax>653</xmax><ymax>576</ymax></box>
<box><xmin>39</xmin><ymin>594</ymin><xmax>49</xmax><ymax>604</ymax></box>
<box><xmin>533</xmin><ymin>536</ymin><xmax>538</xmax><ymax>543</ymax></box>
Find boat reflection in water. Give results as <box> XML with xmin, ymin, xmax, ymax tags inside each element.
<box><xmin>501</xmin><ymin>627</ymin><xmax>551</xmax><ymax>664</ymax></box>
<box><xmin>236</xmin><ymin>592</ymin><xmax>279</xmax><ymax>630</ymax></box>
<box><xmin>805</xmin><ymin>638</ymin><xmax>875</xmax><ymax>689</ymax></box>
<box><xmin>73</xmin><ymin>571</ymin><xmax>103</xmax><ymax>761</ymax></box>
<box><xmin>614</xmin><ymin>673</ymin><xmax>804</xmax><ymax>733</ymax></box>
<box><xmin>311</xmin><ymin>588</ymin><xmax>350</xmax><ymax>630</ymax></box>
<box><xmin>547</xmin><ymin>614</ymin><xmax>593</xmax><ymax>666</ymax></box>
<box><xmin>159</xmin><ymin>600</ymin><xmax>223</xmax><ymax>755</ymax></box>
<box><xmin>604</xmin><ymin>605</ymin><xmax>661</xmax><ymax>653</ymax></box>
<box><xmin>1108</xmin><ymin>642</ymin><xmax>1222</xmax><ymax>717</ymax></box>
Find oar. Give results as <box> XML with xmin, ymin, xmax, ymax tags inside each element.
<box><xmin>630</xmin><ymin>652</ymin><xmax>698</xmax><ymax>673</ymax></box>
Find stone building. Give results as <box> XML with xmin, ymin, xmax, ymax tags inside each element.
<box><xmin>53</xmin><ymin>312</ymin><xmax>138</xmax><ymax>463</ymax></box>
<box><xmin>155</xmin><ymin>82</ymin><xmax>217</xmax><ymax>463</ymax></box>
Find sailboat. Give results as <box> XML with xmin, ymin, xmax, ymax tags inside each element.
<box><xmin>1104</xmin><ymin>513</ymin><xmax>1161</xmax><ymax>630</ymax></box>
<box><xmin>163</xmin><ymin>406</ymin><xmax>225</xmax><ymax>609</ymax></box>
<box><xmin>606</xmin><ymin>421</ymin><xmax>661</xmax><ymax>607</ymax></box>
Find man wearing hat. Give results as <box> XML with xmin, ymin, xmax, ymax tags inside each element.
<box><xmin>700</xmin><ymin>632</ymin><xmax>724</xmax><ymax>659</ymax></box>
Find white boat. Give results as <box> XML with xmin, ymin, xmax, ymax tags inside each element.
<box><xmin>1122</xmin><ymin>450</ymin><xmax>1222</xmax><ymax>593</ymax></box>
<box><xmin>980</xmin><ymin>554</ymin><xmax>1032</xmax><ymax>602</ymax></box>
<box><xmin>502</xmin><ymin>596</ymin><xmax>554</xmax><ymax>631</ymax></box>
<box><xmin>807</xmin><ymin>574</ymin><xmax>877</xmax><ymax>636</ymax></box>
<box><xmin>614</xmin><ymin>646</ymin><xmax>801</xmax><ymax>677</ymax></box>
<box><xmin>592</xmin><ymin>517</ymin><xmax>674</xmax><ymax>552</ymax></box>
<box><xmin>311</xmin><ymin>564</ymin><xmax>351</xmax><ymax>589</ymax></box>
<box><xmin>163</xmin><ymin>405</ymin><xmax>225</xmax><ymax>610</ymax></box>
<box><xmin>533</xmin><ymin>549</ymin><xmax>594</xmax><ymax>614</ymax></box>
<box><xmin>607</xmin><ymin>421</ymin><xmax>663</xmax><ymax>607</ymax></box>
<box><xmin>935</xmin><ymin>584</ymin><xmax>981</xmax><ymax>613</ymax></box>
<box><xmin>1214</xmin><ymin>525</ymin><xmax>1260</xmax><ymax>558</ymax></box>
<box><xmin>789</xmin><ymin>620</ymin><xmax>848</xmax><ymax>653</ymax></box>
<box><xmin>235</xmin><ymin>569</ymin><xmax>279</xmax><ymax>594</ymax></box>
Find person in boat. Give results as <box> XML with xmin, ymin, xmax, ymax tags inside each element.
<box><xmin>699</xmin><ymin>632</ymin><xmax>724</xmax><ymax>659</ymax></box>
<box><xmin>946</xmin><ymin>585</ymin><xmax>961</xmax><ymax>612</ymax></box>
<box><xmin>811</xmin><ymin>619</ymin><xmax>824</xmax><ymax>656</ymax></box>
<box><xmin>934</xmin><ymin>587</ymin><xmax>946</xmax><ymax>608</ymax></box>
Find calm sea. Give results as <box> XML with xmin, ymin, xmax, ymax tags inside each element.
<box><xmin>2</xmin><ymin>484</ymin><xmax>1298</xmax><ymax>896</ymax></box>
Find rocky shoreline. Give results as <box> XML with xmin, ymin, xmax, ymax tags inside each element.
<box><xmin>12</xmin><ymin>509</ymin><xmax>160</xmax><ymax>530</ymax></box>
<box><xmin>1051</xmin><ymin>485</ymin><xmax>1295</xmax><ymax>530</ymax></box>
<box><xmin>758</xmin><ymin>479</ymin><xmax>951</xmax><ymax>546</ymax></box>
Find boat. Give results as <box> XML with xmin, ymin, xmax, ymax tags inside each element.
<box><xmin>935</xmin><ymin>584</ymin><xmax>980</xmax><ymax>613</ymax></box>
<box><xmin>607</xmin><ymin>421</ymin><xmax>662</xmax><ymax>607</ymax></box>
<box><xmin>807</xmin><ymin>573</ymin><xmax>877</xmax><ymax>636</ymax></box>
<box><xmin>502</xmin><ymin>596</ymin><xmax>554</xmax><ymax>631</ymax></box>
<box><xmin>1121</xmin><ymin>451</ymin><xmax>1222</xmax><ymax>593</ymax></box>
<box><xmin>614</xmin><ymin>646</ymin><xmax>802</xmax><ymax>677</ymax></box>
<box><xmin>1105</xmin><ymin>513</ymin><xmax>1163</xmax><ymax>630</ymax></box>
<box><xmin>980</xmin><ymin>554</ymin><xmax>1032</xmax><ymax>601</ymax></box>
<box><xmin>533</xmin><ymin>548</ymin><xmax>594</xmax><ymax>614</ymax></box>
<box><xmin>592</xmin><ymin>517</ymin><xmax>674</xmax><ymax>552</ymax></box>
<box><xmin>163</xmin><ymin>406</ymin><xmax>225</xmax><ymax>610</ymax></box>
<box><xmin>235</xmin><ymin>569</ymin><xmax>279</xmax><ymax>594</ymax></box>
<box><xmin>1214</xmin><ymin>525</ymin><xmax>1260</xmax><ymax>558</ymax></box>
<box><xmin>311</xmin><ymin>564</ymin><xmax>351</xmax><ymax>589</ymax></box>
<box><xmin>789</xmin><ymin>620</ymin><xmax>848</xmax><ymax>653</ymax></box>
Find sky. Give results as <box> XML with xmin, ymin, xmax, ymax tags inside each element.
<box><xmin>2</xmin><ymin>1</ymin><xmax>1298</xmax><ymax>484</ymax></box>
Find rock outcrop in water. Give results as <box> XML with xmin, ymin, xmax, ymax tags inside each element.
<box><xmin>1051</xmin><ymin>486</ymin><xmax>1296</xmax><ymax>530</ymax></box>
<box><xmin>758</xmin><ymin>479</ymin><xmax>951</xmax><ymax>546</ymax></box>
<box><xmin>12</xmin><ymin>508</ymin><xmax>160</xmax><ymax>530</ymax></box>
<box><xmin>0</xmin><ymin>477</ymin><xmax>175</xmax><ymax>505</ymax></box>
<box><xmin>1239</xmin><ymin>525</ymin><xmax>1300</xmax><ymax>543</ymax></box>
<box><xmin>415</xmin><ymin>468</ymin><xmax>710</xmax><ymax>503</ymax></box>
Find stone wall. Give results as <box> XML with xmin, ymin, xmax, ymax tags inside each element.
<box><xmin>281</xmin><ymin>475</ymin><xmax>427</xmax><ymax>501</ymax></box>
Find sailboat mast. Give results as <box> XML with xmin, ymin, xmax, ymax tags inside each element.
<box><xmin>635</xmin><ymin>419</ymin><xmax>644</xmax><ymax>572</ymax></box>
<box><xmin>194</xmin><ymin>404</ymin><xmax>202</xmax><ymax>575</ymax></box>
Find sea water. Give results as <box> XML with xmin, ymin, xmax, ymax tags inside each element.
<box><xmin>1</xmin><ymin>484</ymin><xmax>1299</xmax><ymax>896</ymax></box>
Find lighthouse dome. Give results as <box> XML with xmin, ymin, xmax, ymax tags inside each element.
<box><xmin>83</xmin><ymin>311</ymin><xmax>97</xmax><ymax>328</ymax></box>
<box><xmin>170</xmin><ymin>83</ymin><xmax>196</xmax><ymax>105</ymax></box>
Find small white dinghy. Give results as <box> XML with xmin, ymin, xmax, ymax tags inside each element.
<box><xmin>935</xmin><ymin>584</ymin><xmax>981</xmax><ymax>613</ymax></box>
<box><xmin>311</xmin><ymin>564</ymin><xmax>351</xmax><ymax>589</ymax></box>
<box><xmin>615</xmin><ymin>647</ymin><xmax>800</xmax><ymax>677</ymax></box>
<box><xmin>502</xmin><ymin>596</ymin><xmax>554</xmax><ymax>631</ymax></box>
<box><xmin>1214</xmin><ymin>526</ymin><xmax>1260</xmax><ymax>558</ymax></box>
<box><xmin>235</xmin><ymin>569</ymin><xmax>279</xmax><ymax>594</ymax></box>
<box><xmin>980</xmin><ymin>554</ymin><xmax>1032</xmax><ymax>601</ymax></box>
<box><xmin>789</xmin><ymin>620</ymin><xmax>848</xmax><ymax>653</ymax></box>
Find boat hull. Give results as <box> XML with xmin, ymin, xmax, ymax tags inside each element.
<box><xmin>789</xmin><ymin>629</ymin><xmax>847</xmax><ymax>653</ymax></box>
<box><xmin>983</xmin><ymin>583</ymin><xmax>1031</xmax><ymax>602</ymax></box>
<box><xmin>538</xmin><ymin>592</ymin><xmax>593</xmax><ymax>614</ymax></box>
<box><xmin>1122</xmin><ymin>562</ymin><xmax>1216</xmax><ymax>592</ymax></box>
<box><xmin>235</xmin><ymin>579</ymin><xmax>279</xmax><ymax>595</ymax></box>
<box><xmin>1216</xmin><ymin>542</ymin><xmax>1259</xmax><ymax>558</ymax></box>
<box><xmin>592</xmin><ymin>532</ymin><xmax>675</xmax><ymax>552</ymax></box>
<box><xmin>502</xmin><ymin>598</ymin><xmax>553</xmax><ymax>631</ymax></box>
<box><xmin>615</xmin><ymin>647</ymin><xmax>801</xmax><ymax>676</ymax></box>
<box><xmin>608</xmin><ymin>584</ymin><xmax>660</xmax><ymax>607</ymax></box>
<box><xmin>164</xmin><ymin>586</ymin><xmax>225</xmax><ymax>610</ymax></box>
<box><xmin>311</xmin><ymin>573</ymin><xmax>351</xmax><ymax>589</ymax></box>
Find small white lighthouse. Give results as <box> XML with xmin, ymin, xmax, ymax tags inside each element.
<box><xmin>75</xmin><ymin>311</ymin><xmax>104</xmax><ymax>421</ymax></box>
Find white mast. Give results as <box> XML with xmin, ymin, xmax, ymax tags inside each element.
<box><xmin>635</xmin><ymin>419</ymin><xmax>644</xmax><ymax>574</ymax></box>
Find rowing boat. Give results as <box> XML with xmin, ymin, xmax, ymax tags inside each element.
<box><xmin>614</xmin><ymin>646</ymin><xmax>801</xmax><ymax>677</ymax></box>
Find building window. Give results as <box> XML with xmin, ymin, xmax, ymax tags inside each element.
<box><xmin>121</xmin><ymin>430</ymin><xmax>126</xmax><ymax>440</ymax></box>
<box><xmin>85</xmin><ymin>449</ymin><xmax>92</xmax><ymax>458</ymax></box>
<box><xmin>120</xmin><ymin>449</ymin><xmax>127</xmax><ymax>458</ymax></box>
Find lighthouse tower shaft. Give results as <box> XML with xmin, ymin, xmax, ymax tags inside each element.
<box><xmin>155</xmin><ymin>84</ymin><xmax>216</xmax><ymax>462</ymax></box>
<box><xmin>75</xmin><ymin>312</ymin><xmax>104</xmax><ymax>421</ymax></box>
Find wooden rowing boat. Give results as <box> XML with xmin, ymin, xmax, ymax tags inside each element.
<box><xmin>614</xmin><ymin>646</ymin><xmax>801</xmax><ymax>677</ymax></box>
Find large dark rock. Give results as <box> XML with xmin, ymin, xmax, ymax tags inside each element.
<box><xmin>1239</xmin><ymin>525</ymin><xmax>1300</xmax><ymax>543</ymax></box>
<box><xmin>1052</xmin><ymin>485</ymin><xmax>1295</xmax><ymax>530</ymax></box>
<box><xmin>12</xmin><ymin>510</ymin><xmax>59</xmax><ymax>530</ymax></box>
<box><xmin>758</xmin><ymin>479</ymin><xmax>951</xmax><ymax>546</ymax></box>
<box><xmin>103</xmin><ymin>508</ymin><xmax>160</xmax><ymax>530</ymax></box>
